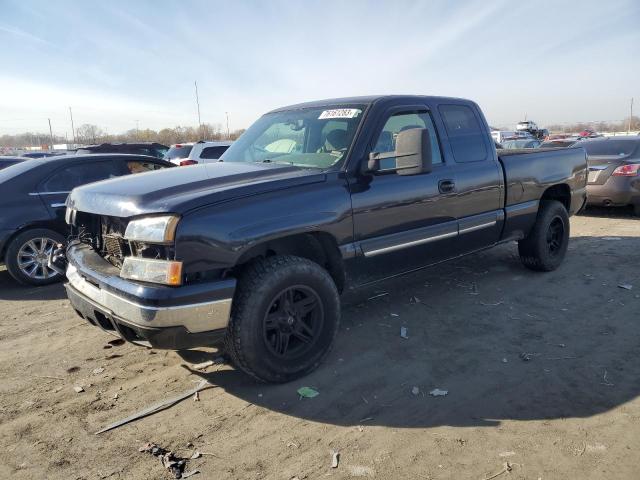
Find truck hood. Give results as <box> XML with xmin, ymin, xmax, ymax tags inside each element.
<box><xmin>67</xmin><ymin>162</ymin><xmax>326</xmax><ymax>218</ymax></box>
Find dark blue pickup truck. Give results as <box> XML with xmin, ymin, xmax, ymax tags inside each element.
<box><xmin>61</xmin><ymin>95</ymin><xmax>587</xmax><ymax>382</ymax></box>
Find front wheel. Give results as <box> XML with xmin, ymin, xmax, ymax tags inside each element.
<box><xmin>518</xmin><ymin>200</ymin><xmax>570</xmax><ymax>272</ymax></box>
<box><xmin>225</xmin><ymin>255</ymin><xmax>340</xmax><ymax>383</ymax></box>
<box><xmin>5</xmin><ymin>228</ymin><xmax>66</xmax><ymax>285</ymax></box>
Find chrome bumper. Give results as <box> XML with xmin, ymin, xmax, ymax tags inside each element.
<box><xmin>66</xmin><ymin>263</ymin><xmax>232</xmax><ymax>333</ymax></box>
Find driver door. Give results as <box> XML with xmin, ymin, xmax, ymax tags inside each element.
<box><xmin>348</xmin><ymin>106</ymin><xmax>460</xmax><ymax>285</ymax></box>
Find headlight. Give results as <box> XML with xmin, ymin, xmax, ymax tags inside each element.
<box><xmin>124</xmin><ymin>215</ymin><xmax>179</xmax><ymax>244</ymax></box>
<box><xmin>120</xmin><ymin>257</ymin><xmax>183</xmax><ymax>286</ymax></box>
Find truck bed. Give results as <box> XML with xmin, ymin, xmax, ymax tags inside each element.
<box><xmin>497</xmin><ymin>146</ymin><xmax>587</xmax><ymax>212</ymax></box>
<box><xmin>497</xmin><ymin>146</ymin><xmax>587</xmax><ymax>241</ymax></box>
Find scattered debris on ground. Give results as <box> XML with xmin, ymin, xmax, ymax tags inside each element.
<box><xmin>95</xmin><ymin>380</ymin><xmax>212</xmax><ymax>434</ymax></box>
<box><xmin>138</xmin><ymin>442</ymin><xmax>194</xmax><ymax>479</ymax></box>
<box><xmin>92</xmin><ymin>367</ymin><xmax>104</xmax><ymax>375</ymax></box>
<box><xmin>367</xmin><ymin>292</ymin><xmax>389</xmax><ymax>300</ymax></box>
<box><xmin>429</xmin><ymin>388</ymin><xmax>448</xmax><ymax>397</ymax></box>
<box><xmin>483</xmin><ymin>462</ymin><xmax>513</xmax><ymax>480</ymax></box>
<box><xmin>297</xmin><ymin>387</ymin><xmax>319</xmax><ymax>399</ymax></box>
<box><xmin>411</xmin><ymin>386</ymin><xmax>420</xmax><ymax>395</ymax></box>
<box><xmin>331</xmin><ymin>449</ymin><xmax>340</xmax><ymax>468</ymax></box>
<box><xmin>73</xmin><ymin>386</ymin><xmax>84</xmax><ymax>393</ymax></box>
<box><xmin>618</xmin><ymin>283</ymin><xmax>633</xmax><ymax>290</ymax></box>
<box><xmin>400</xmin><ymin>326</ymin><xmax>408</xmax><ymax>339</ymax></box>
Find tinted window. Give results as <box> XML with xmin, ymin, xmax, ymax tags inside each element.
<box><xmin>581</xmin><ymin>140</ymin><xmax>637</xmax><ymax>156</ymax></box>
<box><xmin>41</xmin><ymin>161</ymin><xmax>120</xmax><ymax>192</ymax></box>
<box><xmin>0</xmin><ymin>160</ymin><xmax>21</xmax><ymax>170</ymax></box>
<box><xmin>439</xmin><ymin>104</ymin><xmax>487</xmax><ymax>162</ymax></box>
<box><xmin>164</xmin><ymin>145</ymin><xmax>193</xmax><ymax>160</ymax></box>
<box><xmin>372</xmin><ymin>111</ymin><xmax>443</xmax><ymax>170</ymax></box>
<box><xmin>200</xmin><ymin>146</ymin><xmax>229</xmax><ymax>159</ymax></box>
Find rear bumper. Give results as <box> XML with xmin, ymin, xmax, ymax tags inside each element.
<box><xmin>587</xmin><ymin>176</ymin><xmax>640</xmax><ymax>207</ymax></box>
<box><xmin>64</xmin><ymin>243</ymin><xmax>236</xmax><ymax>349</ymax></box>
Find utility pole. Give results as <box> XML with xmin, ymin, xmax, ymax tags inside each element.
<box><xmin>629</xmin><ymin>97</ymin><xmax>634</xmax><ymax>134</ymax></box>
<box><xmin>48</xmin><ymin>118</ymin><xmax>54</xmax><ymax>151</ymax></box>
<box><xmin>225</xmin><ymin>111</ymin><xmax>230</xmax><ymax>139</ymax></box>
<box><xmin>69</xmin><ymin>107</ymin><xmax>76</xmax><ymax>145</ymax></box>
<box><xmin>136</xmin><ymin>120</ymin><xmax>140</xmax><ymax>140</ymax></box>
<box><xmin>194</xmin><ymin>81</ymin><xmax>202</xmax><ymax>136</ymax></box>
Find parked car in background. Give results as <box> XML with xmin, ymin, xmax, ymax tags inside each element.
<box><xmin>583</xmin><ymin>137</ymin><xmax>640</xmax><ymax>216</ymax></box>
<box><xmin>540</xmin><ymin>139</ymin><xmax>578</xmax><ymax>149</ymax></box>
<box><xmin>516</xmin><ymin>120</ymin><xmax>538</xmax><ymax>132</ymax></box>
<box><xmin>60</xmin><ymin>94</ymin><xmax>586</xmax><ymax>383</ymax></box>
<box><xmin>0</xmin><ymin>156</ymin><xmax>26</xmax><ymax>170</ymax></box>
<box><xmin>0</xmin><ymin>154</ymin><xmax>174</xmax><ymax>285</ymax></box>
<box><xmin>165</xmin><ymin>141</ymin><xmax>233</xmax><ymax>166</ymax></box>
<box><xmin>500</xmin><ymin>138</ymin><xmax>542</xmax><ymax>149</ymax></box>
<box><xmin>76</xmin><ymin>142</ymin><xmax>169</xmax><ymax>159</ymax></box>
<box><xmin>21</xmin><ymin>151</ymin><xmax>63</xmax><ymax>158</ymax></box>
<box><xmin>491</xmin><ymin>131</ymin><xmax>517</xmax><ymax>144</ymax></box>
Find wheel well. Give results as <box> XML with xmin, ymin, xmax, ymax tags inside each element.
<box><xmin>541</xmin><ymin>184</ymin><xmax>570</xmax><ymax>211</ymax></box>
<box><xmin>1</xmin><ymin>223</ymin><xmax>66</xmax><ymax>261</ymax></box>
<box><xmin>235</xmin><ymin>232</ymin><xmax>345</xmax><ymax>293</ymax></box>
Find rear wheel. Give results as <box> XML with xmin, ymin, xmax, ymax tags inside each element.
<box><xmin>225</xmin><ymin>255</ymin><xmax>340</xmax><ymax>383</ymax></box>
<box><xmin>633</xmin><ymin>204</ymin><xmax>640</xmax><ymax>217</ymax></box>
<box><xmin>518</xmin><ymin>200</ymin><xmax>569</xmax><ymax>272</ymax></box>
<box><xmin>5</xmin><ymin>228</ymin><xmax>65</xmax><ymax>286</ymax></box>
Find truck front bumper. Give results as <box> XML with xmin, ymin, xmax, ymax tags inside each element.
<box><xmin>64</xmin><ymin>243</ymin><xmax>236</xmax><ymax>349</ymax></box>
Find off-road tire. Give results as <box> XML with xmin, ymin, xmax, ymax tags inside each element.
<box><xmin>518</xmin><ymin>200</ymin><xmax>570</xmax><ymax>272</ymax></box>
<box><xmin>225</xmin><ymin>255</ymin><xmax>340</xmax><ymax>383</ymax></box>
<box><xmin>5</xmin><ymin>228</ymin><xmax>66</xmax><ymax>286</ymax></box>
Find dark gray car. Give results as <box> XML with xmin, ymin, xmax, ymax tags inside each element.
<box><xmin>0</xmin><ymin>154</ymin><xmax>173</xmax><ymax>285</ymax></box>
<box><xmin>584</xmin><ymin>137</ymin><xmax>640</xmax><ymax>216</ymax></box>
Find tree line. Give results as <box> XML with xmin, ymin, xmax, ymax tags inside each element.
<box><xmin>545</xmin><ymin>116</ymin><xmax>640</xmax><ymax>134</ymax></box>
<box><xmin>0</xmin><ymin>123</ymin><xmax>246</xmax><ymax>149</ymax></box>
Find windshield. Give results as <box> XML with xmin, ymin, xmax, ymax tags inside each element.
<box><xmin>164</xmin><ymin>145</ymin><xmax>193</xmax><ymax>160</ymax></box>
<box><xmin>220</xmin><ymin>105</ymin><xmax>365</xmax><ymax>168</ymax></box>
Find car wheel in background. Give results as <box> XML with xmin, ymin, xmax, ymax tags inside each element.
<box><xmin>5</xmin><ymin>228</ymin><xmax>66</xmax><ymax>286</ymax></box>
<box><xmin>518</xmin><ymin>200</ymin><xmax>570</xmax><ymax>272</ymax></box>
<box><xmin>633</xmin><ymin>204</ymin><xmax>640</xmax><ymax>217</ymax></box>
<box><xmin>225</xmin><ymin>255</ymin><xmax>340</xmax><ymax>383</ymax></box>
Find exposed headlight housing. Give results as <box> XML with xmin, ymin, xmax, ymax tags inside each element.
<box><xmin>124</xmin><ymin>215</ymin><xmax>179</xmax><ymax>244</ymax></box>
<box><xmin>120</xmin><ymin>257</ymin><xmax>183</xmax><ymax>286</ymax></box>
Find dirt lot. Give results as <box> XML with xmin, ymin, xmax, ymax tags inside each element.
<box><xmin>1</xmin><ymin>208</ymin><xmax>639</xmax><ymax>480</ymax></box>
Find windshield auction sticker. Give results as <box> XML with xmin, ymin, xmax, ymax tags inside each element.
<box><xmin>318</xmin><ymin>109</ymin><xmax>361</xmax><ymax>119</ymax></box>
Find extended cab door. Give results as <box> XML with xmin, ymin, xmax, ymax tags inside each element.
<box><xmin>348</xmin><ymin>105</ymin><xmax>459</xmax><ymax>284</ymax></box>
<box><xmin>436</xmin><ymin>103</ymin><xmax>504</xmax><ymax>253</ymax></box>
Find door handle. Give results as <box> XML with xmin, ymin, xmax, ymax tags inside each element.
<box><xmin>438</xmin><ymin>179</ymin><xmax>455</xmax><ymax>194</ymax></box>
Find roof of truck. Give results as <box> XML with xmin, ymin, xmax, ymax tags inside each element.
<box><xmin>268</xmin><ymin>95</ymin><xmax>470</xmax><ymax>113</ymax></box>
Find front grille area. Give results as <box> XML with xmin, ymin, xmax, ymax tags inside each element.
<box><xmin>72</xmin><ymin>212</ymin><xmax>175</xmax><ymax>268</ymax></box>
<box><xmin>103</xmin><ymin>234</ymin><xmax>125</xmax><ymax>259</ymax></box>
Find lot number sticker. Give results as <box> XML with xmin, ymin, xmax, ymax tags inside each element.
<box><xmin>318</xmin><ymin>109</ymin><xmax>361</xmax><ymax>119</ymax></box>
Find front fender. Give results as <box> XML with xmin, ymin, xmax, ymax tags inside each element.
<box><xmin>174</xmin><ymin>177</ymin><xmax>353</xmax><ymax>275</ymax></box>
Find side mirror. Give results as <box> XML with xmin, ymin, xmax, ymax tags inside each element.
<box><xmin>367</xmin><ymin>128</ymin><xmax>432</xmax><ymax>175</ymax></box>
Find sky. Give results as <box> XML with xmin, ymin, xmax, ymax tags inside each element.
<box><xmin>0</xmin><ymin>0</ymin><xmax>638</xmax><ymax>137</ymax></box>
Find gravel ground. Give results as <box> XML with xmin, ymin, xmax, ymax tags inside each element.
<box><xmin>1</xmin><ymin>207</ymin><xmax>639</xmax><ymax>480</ymax></box>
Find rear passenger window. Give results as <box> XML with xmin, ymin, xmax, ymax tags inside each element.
<box><xmin>41</xmin><ymin>161</ymin><xmax>120</xmax><ymax>192</ymax></box>
<box><xmin>200</xmin><ymin>146</ymin><xmax>229</xmax><ymax>159</ymax></box>
<box><xmin>439</xmin><ymin>104</ymin><xmax>487</xmax><ymax>163</ymax></box>
<box><xmin>372</xmin><ymin>111</ymin><xmax>443</xmax><ymax>170</ymax></box>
